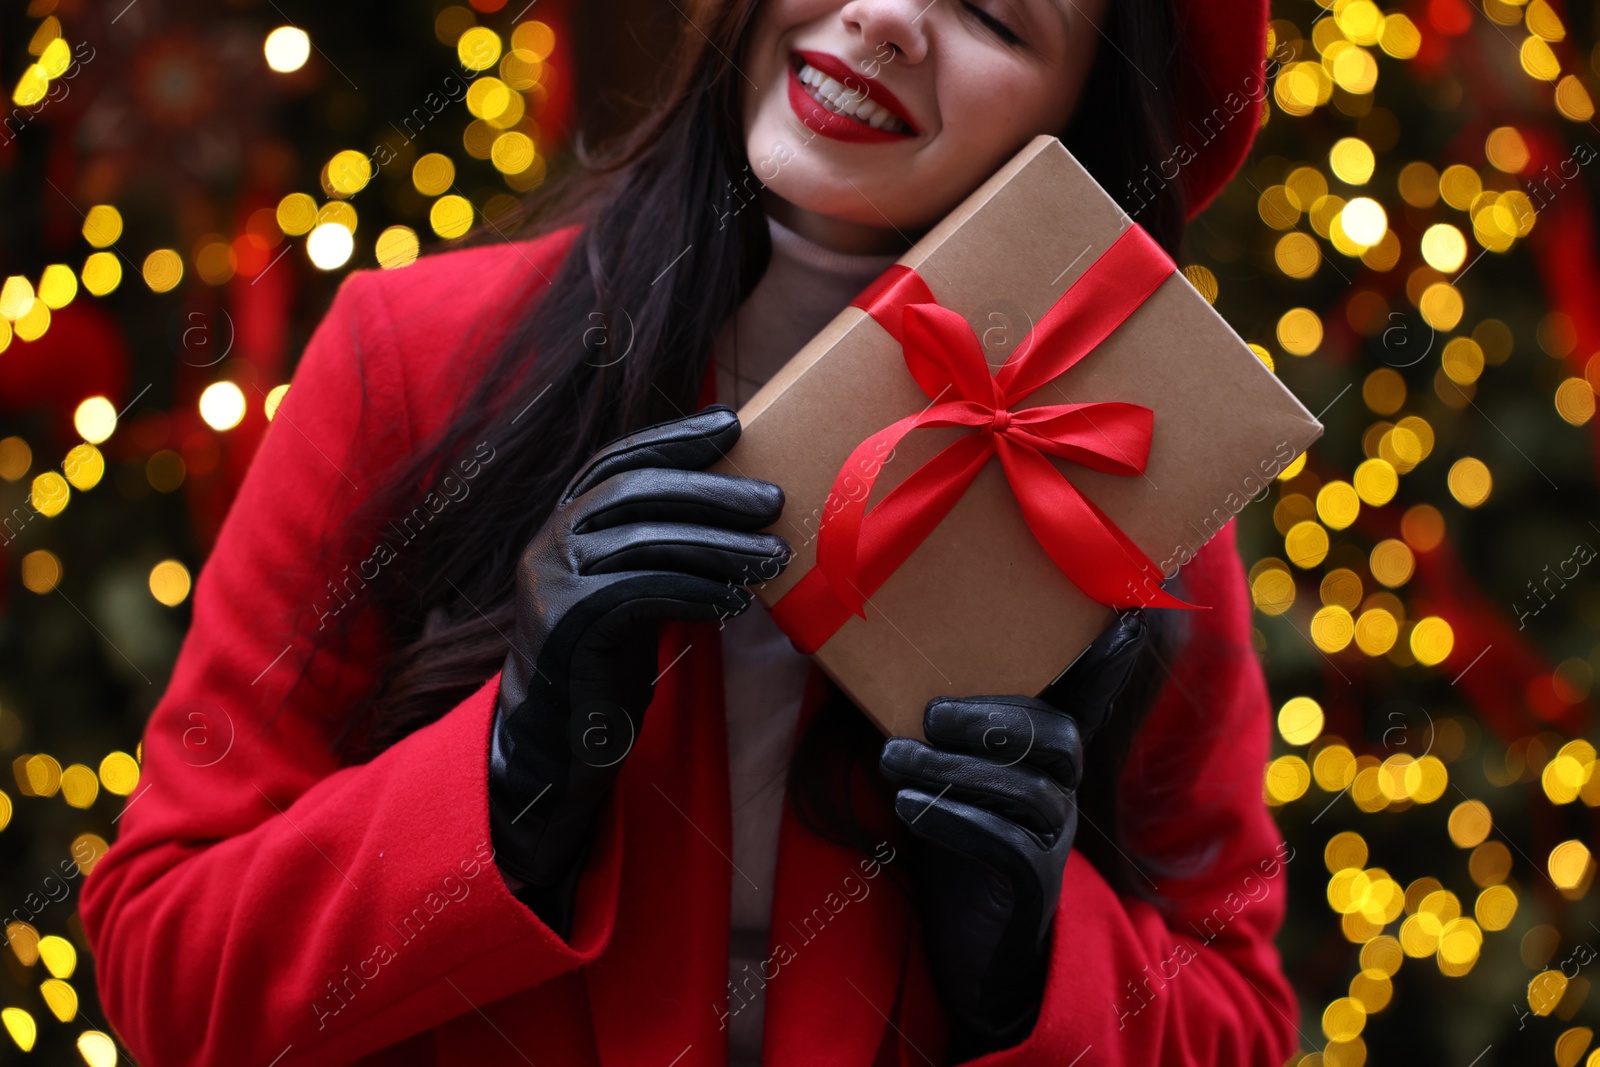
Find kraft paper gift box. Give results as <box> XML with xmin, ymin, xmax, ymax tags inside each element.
<box><xmin>708</xmin><ymin>135</ymin><xmax>1324</xmax><ymax>740</ymax></box>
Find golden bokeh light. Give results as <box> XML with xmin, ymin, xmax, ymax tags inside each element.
<box><xmin>1549</xmin><ymin>840</ymin><xmax>1593</xmax><ymax>891</ymax></box>
<box><xmin>82</xmin><ymin>204</ymin><xmax>122</xmax><ymax>248</ymax></box>
<box><xmin>30</xmin><ymin>471</ymin><xmax>68</xmax><ymax>517</ymax></box>
<box><xmin>491</xmin><ymin>131</ymin><xmax>537</xmax><ymax>175</ymax></box>
<box><xmin>1265</xmin><ymin>755</ymin><xmax>1311</xmax><ymax>804</ymax></box>
<box><xmin>1252</xmin><ymin>566</ymin><xmax>1296</xmax><ymax>615</ymax></box>
<box><xmin>1325</xmin><ymin>831</ymin><xmax>1368</xmax><ymax>874</ymax></box>
<box><xmin>199</xmin><ymin>381</ymin><xmax>247</xmax><ymax>431</ymax></box>
<box><xmin>264</xmin><ymin>26</ymin><xmax>311</xmax><ymax>72</ymax></box>
<box><xmin>1555</xmin><ymin>378</ymin><xmax>1595</xmax><ymax>425</ymax></box>
<box><xmin>12</xmin><ymin>295</ymin><xmax>49</xmax><ymax>342</ymax></box>
<box><xmin>1279</xmin><ymin>696</ymin><xmax>1325</xmax><ymax>745</ymax></box>
<box><xmin>1341</xmin><ymin>198</ymin><xmax>1387</xmax><ymax>245</ymax></box>
<box><xmin>149</xmin><ymin>560</ymin><xmax>192</xmax><ymax>607</ymax></box>
<box><xmin>1401</xmin><ymin>504</ymin><xmax>1446</xmax><ymax>551</ymax></box>
<box><xmin>1274</xmin><ymin>232</ymin><xmax>1321</xmax><ymax>278</ymax></box>
<box><xmin>1330</xmin><ymin>138</ymin><xmax>1376</xmax><ymax>184</ymax></box>
<box><xmin>1322</xmin><ymin>568</ymin><xmax>1363</xmax><ymax>609</ymax></box>
<box><xmin>1349</xmin><ymin>968</ymin><xmax>1392</xmax><ymax>1013</ymax></box>
<box><xmin>264</xmin><ymin>383</ymin><xmax>290</xmax><ymax>420</ymax></box>
<box><xmin>59</xmin><ymin>763</ymin><xmax>98</xmax><ymax>809</ymax></box>
<box><xmin>82</xmin><ymin>251</ymin><xmax>122</xmax><ymax>296</ymax></box>
<box><xmin>1555</xmin><ymin>1029</ymin><xmax>1591</xmax><ymax>1067</ymax></box>
<box><xmin>0</xmin><ymin>436</ymin><xmax>29</xmax><ymax>481</ymax></box>
<box><xmin>78</xmin><ymin>1031</ymin><xmax>118</xmax><ymax>1067</ymax></box>
<box><xmin>431</xmin><ymin>194</ymin><xmax>475</xmax><ymax>239</ymax></box>
<box><xmin>1316</xmin><ymin>481</ymin><xmax>1361</xmax><ymax>529</ymax></box>
<box><xmin>1530</xmin><ymin>969</ymin><xmax>1568</xmax><ymax>1016</ymax></box>
<box><xmin>1315</xmin><ymin>744</ymin><xmax>1358</xmax><ymax>791</ymax></box>
<box><xmin>38</xmin><ymin>263</ymin><xmax>77</xmax><ymax>309</ymax></box>
<box><xmin>413</xmin><ymin>153</ymin><xmax>456</xmax><ymax>196</ymax></box>
<box><xmin>1526</xmin><ymin>0</ymin><xmax>1567</xmax><ymax>39</ymax></box>
<box><xmin>1410</xmin><ymin>616</ymin><xmax>1454</xmax><ymax>665</ymax></box>
<box><xmin>1485</xmin><ymin>126</ymin><xmax>1530</xmax><ymax>172</ymax></box>
<box><xmin>1555</xmin><ymin>74</ymin><xmax>1594</xmax><ymax>120</ymax></box>
<box><xmin>1287</xmin><ymin>520</ymin><xmax>1331</xmax><ymax>567</ymax></box>
<box><xmin>277</xmin><ymin>192</ymin><xmax>318</xmax><ymax>236</ymax></box>
<box><xmin>1370</xmin><ymin>540</ymin><xmax>1415</xmax><ymax>586</ymax></box>
<box><xmin>466</xmin><ymin>76</ymin><xmax>513</xmax><ymax>122</ymax></box>
<box><xmin>1447</xmin><ymin>457</ymin><xmax>1492</xmax><ymax>507</ymax></box>
<box><xmin>1259</xmin><ymin>185</ymin><xmax>1301</xmax><ymax>229</ymax></box>
<box><xmin>142</xmin><ymin>249</ymin><xmax>184</xmax><ymax>293</ymax></box>
<box><xmin>62</xmin><ymin>443</ymin><xmax>103</xmax><ymax>491</ymax></box>
<box><xmin>512</xmin><ymin>20</ymin><xmax>556</xmax><ymax>60</ymax></box>
<box><xmin>0</xmin><ymin>275</ymin><xmax>35</xmax><ymax>320</ymax></box>
<box><xmin>98</xmin><ymin>752</ymin><xmax>140</xmax><ymax>796</ymax></box>
<box><xmin>1352</xmin><ymin>458</ymin><xmax>1397</xmax><ymax>506</ymax></box>
<box><xmin>1475</xmin><ymin>884</ymin><xmax>1518</xmax><ymax>930</ymax></box>
<box><xmin>1448</xmin><ymin>800</ymin><xmax>1492</xmax><ymax>847</ymax></box>
<box><xmin>38</xmin><ymin>934</ymin><xmax>74</xmax><ymax>978</ymax></box>
<box><xmin>1323</xmin><ymin>997</ymin><xmax>1367</xmax><ymax>1042</ymax></box>
<box><xmin>1419</xmin><ymin>281</ymin><xmax>1464</xmax><ymax>331</ymax></box>
<box><xmin>1277</xmin><ymin>307</ymin><xmax>1324</xmax><ymax>355</ymax></box>
<box><xmin>1</xmin><ymin>1007</ymin><xmax>36</xmax><ymax>1052</ymax></box>
<box><xmin>22</xmin><ymin>754</ymin><xmax>64</xmax><ymax>797</ymax></box>
<box><xmin>1520</xmin><ymin>35</ymin><xmax>1560</xmax><ymax>81</ymax></box>
<box><xmin>307</xmin><ymin>222</ymin><xmax>355</xmax><ymax>271</ymax></box>
<box><xmin>1421</xmin><ymin>224</ymin><xmax>1467</xmax><ymax>271</ymax></box>
<box><xmin>19</xmin><ymin>550</ymin><xmax>61</xmax><ymax>594</ymax></box>
<box><xmin>75</xmin><ymin>398</ymin><xmax>119</xmax><ymax>447</ymax></box>
<box><xmin>327</xmin><ymin>150</ymin><xmax>373</xmax><ymax>197</ymax></box>
<box><xmin>1362</xmin><ymin>368</ymin><xmax>1405</xmax><ymax>414</ymax></box>
<box><xmin>1312</xmin><ymin>605</ymin><xmax>1355</xmax><ymax>651</ymax></box>
<box><xmin>1441</xmin><ymin>337</ymin><xmax>1484</xmax><ymax>385</ymax></box>
<box><xmin>316</xmin><ymin>201</ymin><xmax>358</xmax><ymax>233</ymax></box>
<box><xmin>39</xmin><ymin>977</ymin><xmax>75</xmax><ymax>1022</ymax></box>
<box><xmin>458</xmin><ymin>26</ymin><xmax>502</xmax><ymax>71</ymax></box>
<box><xmin>1469</xmin><ymin>840</ymin><xmax>1513</xmax><ymax>886</ymax></box>
<box><xmin>1398</xmin><ymin>161</ymin><xmax>1440</xmax><ymax>207</ymax></box>
<box><xmin>72</xmin><ymin>833</ymin><xmax>109</xmax><ymax>876</ymax></box>
<box><xmin>1439</xmin><ymin>165</ymin><xmax>1482</xmax><ymax>210</ymax></box>
<box><xmin>1361</xmin><ymin>935</ymin><xmax>1404</xmax><ymax>977</ymax></box>
<box><xmin>1355</xmin><ymin>609</ymin><xmax>1399</xmax><ymax>656</ymax></box>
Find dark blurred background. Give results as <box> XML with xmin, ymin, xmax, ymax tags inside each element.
<box><xmin>2</xmin><ymin>0</ymin><xmax>1599</xmax><ymax>1063</ymax></box>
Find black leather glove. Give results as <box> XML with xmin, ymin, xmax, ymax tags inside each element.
<box><xmin>878</xmin><ymin>609</ymin><xmax>1149</xmax><ymax>1062</ymax></box>
<box><xmin>489</xmin><ymin>404</ymin><xmax>791</xmax><ymax>937</ymax></box>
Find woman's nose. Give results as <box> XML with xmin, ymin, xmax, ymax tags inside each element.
<box><xmin>839</xmin><ymin>0</ymin><xmax>931</xmax><ymax>64</ymax></box>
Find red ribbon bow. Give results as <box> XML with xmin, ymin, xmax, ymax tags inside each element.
<box><xmin>769</xmin><ymin>224</ymin><xmax>1204</xmax><ymax>656</ymax></box>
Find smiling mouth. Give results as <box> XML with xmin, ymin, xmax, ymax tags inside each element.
<box><xmin>790</xmin><ymin>55</ymin><xmax>914</xmax><ymax>136</ymax></box>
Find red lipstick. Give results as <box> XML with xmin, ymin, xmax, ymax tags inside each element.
<box><xmin>786</xmin><ymin>49</ymin><xmax>919</xmax><ymax>144</ymax></box>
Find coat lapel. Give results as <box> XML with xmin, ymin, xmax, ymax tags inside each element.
<box><xmin>759</xmin><ymin>663</ymin><xmax>920</xmax><ymax>1066</ymax></box>
<box><xmin>583</xmin><ymin>618</ymin><xmax>734</xmax><ymax>1067</ymax></box>
<box><xmin>581</xmin><ymin>356</ymin><xmax>744</xmax><ymax>1065</ymax></box>
<box><xmin>584</xmin><ymin>361</ymin><xmax>944</xmax><ymax>1066</ymax></box>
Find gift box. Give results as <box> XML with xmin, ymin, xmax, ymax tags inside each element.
<box><xmin>708</xmin><ymin>135</ymin><xmax>1323</xmax><ymax>740</ymax></box>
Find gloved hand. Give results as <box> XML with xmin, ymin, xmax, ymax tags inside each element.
<box><xmin>878</xmin><ymin>609</ymin><xmax>1149</xmax><ymax>1061</ymax></box>
<box><xmin>489</xmin><ymin>404</ymin><xmax>791</xmax><ymax>937</ymax></box>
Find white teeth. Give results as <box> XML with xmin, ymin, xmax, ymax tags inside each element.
<box><xmin>794</xmin><ymin>61</ymin><xmax>910</xmax><ymax>134</ymax></box>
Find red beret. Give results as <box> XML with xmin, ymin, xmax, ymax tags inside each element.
<box><xmin>1170</xmin><ymin>0</ymin><xmax>1272</xmax><ymax>219</ymax></box>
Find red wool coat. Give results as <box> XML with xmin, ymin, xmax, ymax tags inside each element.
<box><xmin>79</xmin><ymin>228</ymin><xmax>1301</xmax><ymax>1066</ymax></box>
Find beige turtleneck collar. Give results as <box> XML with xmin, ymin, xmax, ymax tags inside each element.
<box><xmin>714</xmin><ymin>214</ymin><xmax>902</xmax><ymax>411</ymax></box>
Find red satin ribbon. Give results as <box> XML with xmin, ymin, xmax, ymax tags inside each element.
<box><xmin>769</xmin><ymin>223</ymin><xmax>1205</xmax><ymax>656</ymax></box>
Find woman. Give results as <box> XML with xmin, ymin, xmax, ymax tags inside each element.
<box><xmin>79</xmin><ymin>0</ymin><xmax>1298</xmax><ymax>1063</ymax></box>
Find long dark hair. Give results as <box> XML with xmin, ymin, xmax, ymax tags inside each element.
<box><xmin>296</xmin><ymin>0</ymin><xmax>1193</xmax><ymax>901</ymax></box>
